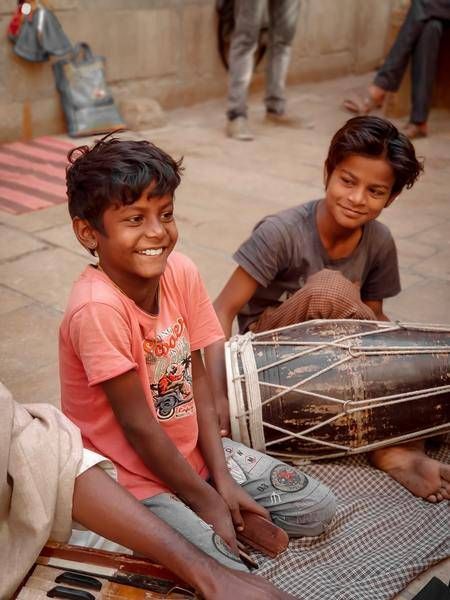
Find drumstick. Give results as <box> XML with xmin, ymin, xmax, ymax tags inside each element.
<box><xmin>236</xmin><ymin>542</ymin><xmax>259</xmax><ymax>569</ymax></box>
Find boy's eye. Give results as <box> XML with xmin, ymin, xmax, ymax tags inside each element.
<box><xmin>369</xmin><ymin>188</ymin><xmax>385</xmax><ymax>198</ymax></box>
<box><xmin>341</xmin><ymin>177</ymin><xmax>353</xmax><ymax>185</ymax></box>
<box><xmin>161</xmin><ymin>210</ymin><xmax>174</xmax><ymax>222</ymax></box>
<box><xmin>127</xmin><ymin>215</ymin><xmax>143</xmax><ymax>224</ymax></box>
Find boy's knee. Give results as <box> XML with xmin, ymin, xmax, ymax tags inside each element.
<box><xmin>306</xmin><ymin>269</ymin><xmax>354</xmax><ymax>296</ymax></box>
<box><xmin>302</xmin><ymin>269</ymin><xmax>363</xmax><ymax>317</ymax></box>
<box><xmin>270</xmin><ymin>480</ymin><xmax>336</xmax><ymax>538</ymax></box>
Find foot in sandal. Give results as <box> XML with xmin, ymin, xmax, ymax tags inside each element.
<box><xmin>403</xmin><ymin>122</ymin><xmax>428</xmax><ymax>140</ymax></box>
<box><xmin>343</xmin><ymin>84</ymin><xmax>386</xmax><ymax>115</ymax></box>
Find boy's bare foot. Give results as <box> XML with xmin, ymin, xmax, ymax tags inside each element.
<box><xmin>370</xmin><ymin>442</ymin><xmax>450</xmax><ymax>502</ymax></box>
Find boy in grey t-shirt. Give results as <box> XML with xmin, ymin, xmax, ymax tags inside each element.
<box><xmin>234</xmin><ymin>198</ymin><xmax>400</xmax><ymax>333</ymax></box>
<box><xmin>210</xmin><ymin>116</ymin><xmax>450</xmax><ymax>505</ymax></box>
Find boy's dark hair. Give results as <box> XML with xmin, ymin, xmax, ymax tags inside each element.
<box><xmin>66</xmin><ymin>135</ymin><xmax>184</xmax><ymax>233</ymax></box>
<box><xmin>325</xmin><ymin>116</ymin><xmax>423</xmax><ymax>197</ymax></box>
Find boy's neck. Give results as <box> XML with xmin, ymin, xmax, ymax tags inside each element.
<box><xmin>97</xmin><ymin>264</ymin><xmax>160</xmax><ymax>315</ymax></box>
<box><xmin>316</xmin><ymin>199</ymin><xmax>363</xmax><ymax>260</ymax></box>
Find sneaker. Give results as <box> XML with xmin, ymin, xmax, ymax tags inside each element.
<box><xmin>265</xmin><ymin>111</ymin><xmax>313</xmax><ymax>129</ymax></box>
<box><xmin>226</xmin><ymin>116</ymin><xmax>254</xmax><ymax>141</ymax></box>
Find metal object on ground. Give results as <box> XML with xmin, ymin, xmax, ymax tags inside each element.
<box><xmin>226</xmin><ymin>319</ymin><xmax>450</xmax><ymax>461</ymax></box>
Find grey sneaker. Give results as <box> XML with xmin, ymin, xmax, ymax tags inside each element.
<box><xmin>226</xmin><ymin>116</ymin><xmax>254</xmax><ymax>141</ymax></box>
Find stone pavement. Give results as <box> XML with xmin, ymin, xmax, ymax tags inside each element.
<box><xmin>0</xmin><ymin>72</ymin><xmax>449</xmax><ymax>407</ymax></box>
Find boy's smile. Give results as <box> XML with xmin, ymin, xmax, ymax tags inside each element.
<box><xmin>84</xmin><ymin>186</ymin><xmax>178</xmax><ymax>312</ymax></box>
<box><xmin>324</xmin><ymin>154</ymin><xmax>395</xmax><ymax>231</ymax></box>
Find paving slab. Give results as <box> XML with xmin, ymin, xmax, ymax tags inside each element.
<box><xmin>0</xmin><ymin>247</ymin><xmax>90</xmax><ymax>313</ymax></box>
<box><xmin>0</xmin><ymin>286</ymin><xmax>33</xmax><ymax>315</ymax></box>
<box><xmin>0</xmin><ymin>223</ymin><xmax>47</xmax><ymax>261</ymax></box>
<box><xmin>0</xmin><ymin>303</ymin><xmax>60</xmax><ymax>405</ymax></box>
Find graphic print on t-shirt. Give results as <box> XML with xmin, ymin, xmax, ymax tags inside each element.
<box><xmin>143</xmin><ymin>317</ymin><xmax>195</xmax><ymax>421</ymax></box>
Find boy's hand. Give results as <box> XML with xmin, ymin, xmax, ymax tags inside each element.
<box><xmin>215</xmin><ymin>475</ymin><xmax>270</xmax><ymax>533</ymax></box>
<box><xmin>200</xmin><ymin>567</ymin><xmax>296</xmax><ymax>600</ymax></box>
<box><xmin>190</xmin><ymin>485</ymin><xmax>239</xmax><ymax>556</ymax></box>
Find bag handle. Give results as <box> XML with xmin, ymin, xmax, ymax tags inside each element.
<box><xmin>71</xmin><ymin>42</ymin><xmax>94</xmax><ymax>64</ymax></box>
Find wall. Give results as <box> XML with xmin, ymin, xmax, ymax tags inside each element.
<box><xmin>0</xmin><ymin>0</ymin><xmax>395</xmax><ymax>142</ymax></box>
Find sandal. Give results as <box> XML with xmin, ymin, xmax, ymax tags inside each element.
<box><xmin>342</xmin><ymin>94</ymin><xmax>382</xmax><ymax>115</ymax></box>
<box><xmin>403</xmin><ymin>123</ymin><xmax>427</xmax><ymax>140</ymax></box>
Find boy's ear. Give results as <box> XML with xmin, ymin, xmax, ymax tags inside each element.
<box><xmin>73</xmin><ymin>217</ymin><xmax>99</xmax><ymax>252</ymax></box>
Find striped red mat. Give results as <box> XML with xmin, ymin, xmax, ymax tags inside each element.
<box><xmin>0</xmin><ymin>136</ymin><xmax>74</xmax><ymax>215</ymax></box>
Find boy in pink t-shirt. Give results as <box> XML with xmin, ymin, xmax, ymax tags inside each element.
<box><xmin>60</xmin><ymin>137</ymin><xmax>335</xmax><ymax>571</ymax></box>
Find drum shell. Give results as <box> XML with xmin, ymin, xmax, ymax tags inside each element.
<box><xmin>230</xmin><ymin>320</ymin><xmax>450</xmax><ymax>457</ymax></box>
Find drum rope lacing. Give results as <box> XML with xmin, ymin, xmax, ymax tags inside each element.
<box><xmin>226</xmin><ymin>320</ymin><xmax>450</xmax><ymax>458</ymax></box>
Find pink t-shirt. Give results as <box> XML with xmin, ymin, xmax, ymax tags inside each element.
<box><xmin>59</xmin><ymin>252</ymin><xmax>224</xmax><ymax>500</ymax></box>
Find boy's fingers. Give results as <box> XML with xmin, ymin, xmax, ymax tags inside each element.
<box><xmin>249</xmin><ymin>502</ymin><xmax>270</xmax><ymax>520</ymax></box>
<box><xmin>230</xmin><ymin>505</ymin><xmax>244</xmax><ymax>531</ymax></box>
<box><xmin>240</xmin><ymin>493</ymin><xmax>270</xmax><ymax>520</ymax></box>
<box><xmin>220</xmin><ymin>428</ymin><xmax>230</xmax><ymax>437</ymax></box>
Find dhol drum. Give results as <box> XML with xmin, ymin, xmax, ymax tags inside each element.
<box><xmin>225</xmin><ymin>319</ymin><xmax>450</xmax><ymax>461</ymax></box>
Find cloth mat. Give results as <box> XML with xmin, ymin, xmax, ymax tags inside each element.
<box><xmin>0</xmin><ymin>136</ymin><xmax>73</xmax><ymax>215</ymax></box>
<box><xmin>256</xmin><ymin>442</ymin><xmax>450</xmax><ymax>600</ymax></box>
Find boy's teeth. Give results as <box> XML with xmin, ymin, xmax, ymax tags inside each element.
<box><xmin>140</xmin><ymin>248</ymin><xmax>163</xmax><ymax>256</ymax></box>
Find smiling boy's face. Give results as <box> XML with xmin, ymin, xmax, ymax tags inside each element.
<box><xmin>325</xmin><ymin>154</ymin><xmax>395</xmax><ymax>230</ymax></box>
<box><xmin>77</xmin><ymin>183</ymin><xmax>178</xmax><ymax>298</ymax></box>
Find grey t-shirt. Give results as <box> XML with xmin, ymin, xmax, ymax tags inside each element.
<box><xmin>234</xmin><ymin>199</ymin><xmax>401</xmax><ymax>333</ymax></box>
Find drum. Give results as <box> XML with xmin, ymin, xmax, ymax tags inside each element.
<box><xmin>225</xmin><ymin>319</ymin><xmax>450</xmax><ymax>461</ymax></box>
<box><xmin>15</xmin><ymin>542</ymin><xmax>195</xmax><ymax>599</ymax></box>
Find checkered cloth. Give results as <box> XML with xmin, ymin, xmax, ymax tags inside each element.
<box><xmin>255</xmin><ymin>441</ymin><xmax>449</xmax><ymax>599</ymax></box>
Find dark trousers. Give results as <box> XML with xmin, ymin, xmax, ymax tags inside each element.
<box><xmin>374</xmin><ymin>1</ymin><xmax>446</xmax><ymax>124</ymax></box>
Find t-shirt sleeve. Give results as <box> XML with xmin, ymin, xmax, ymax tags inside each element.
<box><xmin>361</xmin><ymin>230</ymin><xmax>401</xmax><ymax>300</ymax></box>
<box><xmin>69</xmin><ymin>302</ymin><xmax>138</xmax><ymax>386</ymax></box>
<box><xmin>233</xmin><ymin>217</ymin><xmax>291</xmax><ymax>287</ymax></box>
<box><xmin>179</xmin><ymin>257</ymin><xmax>224</xmax><ymax>351</ymax></box>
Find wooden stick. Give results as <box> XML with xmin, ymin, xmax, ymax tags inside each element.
<box><xmin>236</xmin><ymin>542</ymin><xmax>259</xmax><ymax>569</ymax></box>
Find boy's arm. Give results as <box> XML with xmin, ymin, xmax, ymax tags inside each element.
<box><xmin>363</xmin><ymin>299</ymin><xmax>389</xmax><ymax>321</ymax></box>
<box><xmin>206</xmin><ymin>267</ymin><xmax>259</xmax><ymax>435</ymax></box>
<box><xmin>101</xmin><ymin>370</ymin><xmax>238</xmax><ymax>552</ymax></box>
<box><xmin>213</xmin><ymin>266</ymin><xmax>259</xmax><ymax>339</ymax></box>
<box><xmin>73</xmin><ymin>465</ymin><xmax>293</xmax><ymax>600</ymax></box>
<box><xmin>192</xmin><ymin>350</ymin><xmax>269</xmax><ymax>532</ymax></box>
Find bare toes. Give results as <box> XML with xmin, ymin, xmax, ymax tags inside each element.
<box><xmin>426</xmin><ymin>493</ymin><xmax>438</xmax><ymax>503</ymax></box>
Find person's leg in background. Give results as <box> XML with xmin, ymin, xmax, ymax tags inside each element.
<box><xmin>344</xmin><ymin>1</ymin><xmax>425</xmax><ymax>117</ymax></box>
<box><xmin>406</xmin><ymin>18</ymin><xmax>444</xmax><ymax>138</ymax></box>
<box><xmin>227</xmin><ymin>0</ymin><xmax>266</xmax><ymax>140</ymax></box>
<box><xmin>372</xmin><ymin>3</ymin><xmax>425</xmax><ymax>98</ymax></box>
<box><xmin>265</xmin><ymin>0</ymin><xmax>301</xmax><ymax>123</ymax></box>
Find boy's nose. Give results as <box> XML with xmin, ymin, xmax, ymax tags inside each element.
<box><xmin>144</xmin><ymin>218</ymin><xmax>165</xmax><ymax>239</ymax></box>
<box><xmin>348</xmin><ymin>187</ymin><xmax>365</xmax><ymax>205</ymax></box>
